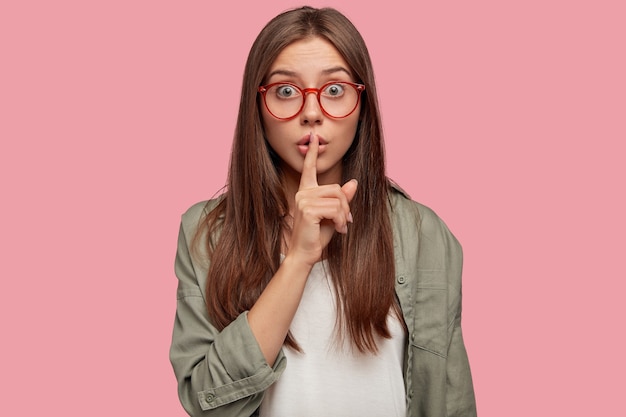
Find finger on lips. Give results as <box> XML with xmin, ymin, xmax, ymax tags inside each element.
<box><xmin>297</xmin><ymin>132</ymin><xmax>354</xmax><ymax>235</ymax></box>
<box><xmin>299</xmin><ymin>132</ymin><xmax>318</xmax><ymax>190</ymax></box>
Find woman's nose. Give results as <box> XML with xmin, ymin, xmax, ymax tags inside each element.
<box><xmin>300</xmin><ymin>92</ymin><xmax>323</xmax><ymax>124</ymax></box>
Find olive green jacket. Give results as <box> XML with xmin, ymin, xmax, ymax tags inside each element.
<box><xmin>170</xmin><ymin>186</ymin><xmax>477</xmax><ymax>416</ymax></box>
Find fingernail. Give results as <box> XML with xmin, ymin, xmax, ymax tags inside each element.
<box><xmin>342</xmin><ymin>224</ymin><xmax>348</xmax><ymax>234</ymax></box>
<box><xmin>348</xmin><ymin>212</ymin><xmax>353</xmax><ymax>223</ymax></box>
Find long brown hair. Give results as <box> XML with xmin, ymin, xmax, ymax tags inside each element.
<box><xmin>198</xmin><ymin>6</ymin><xmax>397</xmax><ymax>353</ymax></box>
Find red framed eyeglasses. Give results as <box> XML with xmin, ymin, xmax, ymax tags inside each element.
<box><xmin>258</xmin><ymin>81</ymin><xmax>365</xmax><ymax>120</ymax></box>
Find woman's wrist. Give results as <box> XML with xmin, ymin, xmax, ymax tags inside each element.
<box><xmin>280</xmin><ymin>252</ymin><xmax>317</xmax><ymax>277</ymax></box>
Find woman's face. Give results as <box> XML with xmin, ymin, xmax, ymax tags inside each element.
<box><xmin>260</xmin><ymin>36</ymin><xmax>360</xmax><ymax>186</ymax></box>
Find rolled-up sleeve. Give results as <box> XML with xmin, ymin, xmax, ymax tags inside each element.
<box><xmin>169</xmin><ymin>205</ymin><xmax>286</xmax><ymax>416</ymax></box>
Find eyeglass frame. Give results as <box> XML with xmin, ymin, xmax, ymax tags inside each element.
<box><xmin>258</xmin><ymin>81</ymin><xmax>366</xmax><ymax>121</ymax></box>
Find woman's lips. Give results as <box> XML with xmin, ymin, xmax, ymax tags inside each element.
<box><xmin>297</xmin><ymin>134</ymin><xmax>327</xmax><ymax>156</ymax></box>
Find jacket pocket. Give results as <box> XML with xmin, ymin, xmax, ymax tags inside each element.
<box><xmin>411</xmin><ymin>271</ymin><xmax>448</xmax><ymax>357</ymax></box>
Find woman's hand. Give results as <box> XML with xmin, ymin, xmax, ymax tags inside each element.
<box><xmin>248</xmin><ymin>134</ymin><xmax>357</xmax><ymax>365</ymax></box>
<box><xmin>287</xmin><ymin>133</ymin><xmax>358</xmax><ymax>267</ymax></box>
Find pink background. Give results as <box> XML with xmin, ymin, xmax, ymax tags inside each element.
<box><xmin>2</xmin><ymin>0</ymin><xmax>624</xmax><ymax>415</ymax></box>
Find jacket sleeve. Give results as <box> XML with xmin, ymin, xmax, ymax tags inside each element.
<box><xmin>411</xmin><ymin>201</ymin><xmax>477</xmax><ymax>417</ymax></box>
<box><xmin>445</xmin><ymin>301</ymin><xmax>476</xmax><ymax>416</ymax></box>
<box><xmin>431</xmin><ymin>210</ymin><xmax>476</xmax><ymax>417</ymax></box>
<box><xmin>169</xmin><ymin>207</ymin><xmax>286</xmax><ymax>416</ymax></box>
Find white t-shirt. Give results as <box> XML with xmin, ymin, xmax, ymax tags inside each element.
<box><xmin>259</xmin><ymin>260</ymin><xmax>407</xmax><ymax>417</ymax></box>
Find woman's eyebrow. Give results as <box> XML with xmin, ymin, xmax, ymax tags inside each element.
<box><xmin>266</xmin><ymin>69</ymin><xmax>298</xmax><ymax>79</ymax></box>
<box><xmin>321</xmin><ymin>66</ymin><xmax>352</xmax><ymax>77</ymax></box>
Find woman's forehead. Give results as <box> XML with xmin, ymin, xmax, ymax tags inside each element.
<box><xmin>267</xmin><ymin>37</ymin><xmax>352</xmax><ymax>81</ymax></box>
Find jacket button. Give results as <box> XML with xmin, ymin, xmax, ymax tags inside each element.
<box><xmin>205</xmin><ymin>394</ymin><xmax>215</xmax><ymax>404</ymax></box>
<box><xmin>397</xmin><ymin>275</ymin><xmax>406</xmax><ymax>284</ymax></box>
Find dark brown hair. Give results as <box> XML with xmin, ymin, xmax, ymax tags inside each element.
<box><xmin>198</xmin><ymin>6</ymin><xmax>397</xmax><ymax>353</ymax></box>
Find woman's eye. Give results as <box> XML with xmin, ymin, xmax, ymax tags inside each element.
<box><xmin>276</xmin><ymin>85</ymin><xmax>299</xmax><ymax>98</ymax></box>
<box><xmin>324</xmin><ymin>83</ymin><xmax>345</xmax><ymax>97</ymax></box>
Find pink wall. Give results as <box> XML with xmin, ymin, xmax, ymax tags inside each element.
<box><xmin>2</xmin><ymin>0</ymin><xmax>624</xmax><ymax>415</ymax></box>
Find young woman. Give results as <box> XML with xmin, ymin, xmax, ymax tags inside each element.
<box><xmin>170</xmin><ymin>6</ymin><xmax>476</xmax><ymax>417</ymax></box>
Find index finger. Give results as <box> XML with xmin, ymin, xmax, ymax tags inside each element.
<box><xmin>299</xmin><ymin>132</ymin><xmax>319</xmax><ymax>190</ymax></box>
